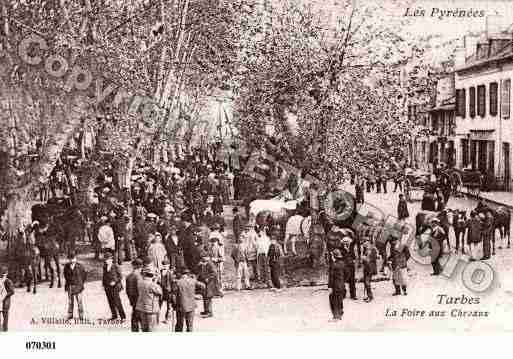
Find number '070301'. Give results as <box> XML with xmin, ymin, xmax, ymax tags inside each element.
<box><xmin>25</xmin><ymin>341</ymin><xmax>56</xmax><ymax>350</ymax></box>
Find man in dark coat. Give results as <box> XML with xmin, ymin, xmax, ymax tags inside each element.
<box><xmin>328</xmin><ymin>249</ymin><xmax>346</xmax><ymax>320</ymax></box>
<box><xmin>102</xmin><ymin>252</ymin><xmax>126</xmax><ymax>321</ymax></box>
<box><xmin>63</xmin><ymin>252</ymin><xmax>87</xmax><ymax>320</ymax></box>
<box><xmin>164</xmin><ymin>224</ymin><xmax>185</xmax><ymax>270</ymax></box>
<box><xmin>125</xmin><ymin>259</ymin><xmax>143</xmax><ymax>331</ymax></box>
<box><xmin>361</xmin><ymin>240</ymin><xmax>378</xmax><ymax>302</ymax></box>
<box><xmin>340</xmin><ymin>236</ymin><xmax>357</xmax><ymax>300</ymax></box>
<box><xmin>467</xmin><ymin>211</ymin><xmax>483</xmax><ymax>261</ymax></box>
<box><xmin>232</xmin><ymin>207</ymin><xmax>242</xmax><ymax>241</ymax></box>
<box><xmin>397</xmin><ymin>194</ymin><xmax>409</xmax><ymax>221</ymax></box>
<box><xmin>0</xmin><ymin>266</ymin><xmax>14</xmax><ymax>331</ymax></box>
<box><xmin>196</xmin><ymin>254</ymin><xmax>218</xmax><ymax>318</ymax></box>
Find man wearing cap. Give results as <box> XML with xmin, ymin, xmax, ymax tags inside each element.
<box><xmin>429</xmin><ymin>218</ymin><xmax>445</xmax><ymax>276</ymax></box>
<box><xmin>136</xmin><ymin>266</ymin><xmax>163</xmax><ymax>332</ymax></box>
<box><xmin>340</xmin><ymin>236</ymin><xmax>357</xmax><ymax>300</ymax></box>
<box><xmin>102</xmin><ymin>252</ymin><xmax>126</xmax><ymax>321</ymax></box>
<box><xmin>126</xmin><ymin>259</ymin><xmax>143</xmax><ymax>331</ymax></box>
<box><xmin>242</xmin><ymin>222</ymin><xmax>258</xmax><ymax>282</ymax></box>
<box><xmin>208</xmin><ymin>223</ymin><xmax>225</xmax><ymax>294</ymax></box>
<box><xmin>63</xmin><ymin>252</ymin><xmax>87</xmax><ymax>320</ymax></box>
<box><xmin>388</xmin><ymin>236</ymin><xmax>410</xmax><ymax>295</ymax></box>
<box><xmin>361</xmin><ymin>239</ymin><xmax>378</xmax><ymax>302</ymax></box>
<box><xmin>174</xmin><ymin>268</ymin><xmax>206</xmax><ymax>332</ymax></box>
<box><xmin>0</xmin><ymin>266</ymin><xmax>14</xmax><ymax>331</ymax></box>
<box><xmin>268</xmin><ymin>227</ymin><xmax>284</xmax><ymax>290</ymax></box>
<box><xmin>255</xmin><ymin>227</ymin><xmax>271</xmax><ymax>287</ymax></box>
<box><xmin>197</xmin><ymin>254</ymin><xmax>218</xmax><ymax>318</ymax></box>
<box><xmin>328</xmin><ymin>249</ymin><xmax>346</xmax><ymax>320</ymax></box>
<box><xmin>231</xmin><ymin>236</ymin><xmax>251</xmax><ymax>291</ymax></box>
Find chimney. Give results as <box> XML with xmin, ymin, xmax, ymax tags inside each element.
<box><xmin>454</xmin><ymin>46</ymin><xmax>466</xmax><ymax>68</ymax></box>
<box><xmin>464</xmin><ymin>35</ymin><xmax>479</xmax><ymax>61</ymax></box>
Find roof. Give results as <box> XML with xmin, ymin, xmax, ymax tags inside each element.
<box><xmin>456</xmin><ymin>40</ymin><xmax>513</xmax><ymax>73</ymax></box>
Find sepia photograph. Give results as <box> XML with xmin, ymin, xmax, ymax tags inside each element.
<box><xmin>2</xmin><ymin>1</ymin><xmax>513</xmax><ymax>347</ymax></box>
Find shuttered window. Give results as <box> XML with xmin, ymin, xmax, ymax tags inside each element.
<box><xmin>477</xmin><ymin>85</ymin><xmax>486</xmax><ymax>117</ymax></box>
<box><xmin>456</xmin><ymin>88</ymin><xmax>466</xmax><ymax>118</ymax></box>
<box><xmin>501</xmin><ymin>79</ymin><xmax>511</xmax><ymax>119</ymax></box>
<box><xmin>469</xmin><ymin>87</ymin><xmax>476</xmax><ymax>118</ymax></box>
<box><xmin>490</xmin><ymin>82</ymin><xmax>498</xmax><ymax>116</ymax></box>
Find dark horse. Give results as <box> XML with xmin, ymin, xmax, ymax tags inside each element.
<box><xmin>35</xmin><ymin>223</ymin><xmax>62</xmax><ymax>288</ymax></box>
<box><xmin>12</xmin><ymin>226</ymin><xmax>41</xmax><ymax>294</ymax></box>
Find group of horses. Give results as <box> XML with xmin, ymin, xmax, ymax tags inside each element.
<box><xmin>415</xmin><ymin>202</ymin><xmax>511</xmax><ymax>253</ymax></box>
<box><xmin>8</xmin><ymin>202</ymin><xmax>86</xmax><ymax>294</ymax></box>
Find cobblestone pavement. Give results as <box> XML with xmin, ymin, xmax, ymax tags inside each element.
<box><xmin>7</xmin><ymin>188</ymin><xmax>513</xmax><ymax>331</ymax></box>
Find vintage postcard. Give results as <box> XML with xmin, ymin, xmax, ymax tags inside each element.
<box><xmin>2</xmin><ymin>0</ymin><xmax>513</xmax><ymax>341</ymax></box>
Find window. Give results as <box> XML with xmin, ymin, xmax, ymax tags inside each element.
<box><xmin>469</xmin><ymin>87</ymin><xmax>476</xmax><ymax>118</ymax></box>
<box><xmin>477</xmin><ymin>85</ymin><xmax>486</xmax><ymax>117</ymax></box>
<box><xmin>501</xmin><ymin>79</ymin><xmax>511</xmax><ymax>119</ymax></box>
<box><xmin>456</xmin><ymin>89</ymin><xmax>466</xmax><ymax>118</ymax></box>
<box><xmin>461</xmin><ymin>139</ymin><xmax>469</xmax><ymax>167</ymax></box>
<box><xmin>490</xmin><ymin>82</ymin><xmax>498</xmax><ymax>116</ymax></box>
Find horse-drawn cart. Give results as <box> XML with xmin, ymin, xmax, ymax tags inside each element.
<box><xmin>447</xmin><ymin>169</ymin><xmax>483</xmax><ymax>197</ymax></box>
<box><xmin>403</xmin><ymin>169</ymin><xmax>431</xmax><ymax>202</ymax></box>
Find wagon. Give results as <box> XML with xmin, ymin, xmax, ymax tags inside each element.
<box><xmin>403</xmin><ymin>168</ymin><xmax>431</xmax><ymax>202</ymax></box>
<box><xmin>446</xmin><ymin>169</ymin><xmax>483</xmax><ymax>197</ymax></box>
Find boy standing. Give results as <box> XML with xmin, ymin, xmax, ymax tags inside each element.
<box><xmin>159</xmin><ymin>259</ymin><xmax>176</xmax><ymax>325</ymax></box>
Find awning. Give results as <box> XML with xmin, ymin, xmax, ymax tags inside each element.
<box><xmin>430</xmin><ymin>103</ymin><xmax>455</xmax><ymax>112</ymax></box>
<box><xmin>469</xmin><ymin>129</ymin><xmax>495</xmax><ymax>139</ymax></box>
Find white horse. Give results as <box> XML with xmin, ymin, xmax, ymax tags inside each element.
<box><xmin>284</xmin><ymin>214</ymin><xmax>312</xmax><ymax>255</ymax></box>
<box><xmin>249</xmin><ymin>198</ymin><xmax>298</xmax><ymax>218</ymax></box>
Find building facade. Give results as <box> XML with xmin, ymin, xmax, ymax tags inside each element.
<box><xmin>454</xmin><ymin>33</ymin><xmax>513</xmax><ymax>190</ymax></box>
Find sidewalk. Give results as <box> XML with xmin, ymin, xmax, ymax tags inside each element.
<box><xmin>462</xmin><ymin>187</ymin><xmax>513</xmax><ymax>209</ymax></box>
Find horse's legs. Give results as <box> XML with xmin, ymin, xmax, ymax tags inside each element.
<box><xmin>45</xmin><ymin>256</ymin><xmax>54</xmax><ymax>288</ymax></box>
<box><xmin>25</xmin><ymin>266</ymin><xmax>31</xmax><ymax>292</ymax></box>
<box><xmin>55</xmin><ymin>256</ymin><xmax>62</xmax><ymax>288</ymax></box>
<box><xmin>32</xmin><ymin>263</ymin><xmax>37</xmax><ymax>294</ymax></box>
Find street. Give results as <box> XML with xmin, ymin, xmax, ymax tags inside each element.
<box><xmin>7</xmin><ymin>186</ymin><xmax>513</xmax><ymax>332</ymax></box>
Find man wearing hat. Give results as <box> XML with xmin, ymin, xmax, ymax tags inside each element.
<box><xmin>328</xmin><ymin>249</ymin><xmax>346</xmax><ymax>320</ymax></box>
<box><xmin>63</xmin><ymin>252</ymin><xmax>87</xmax><ymax>320</ymax></box>
<box><xmin>0</xmin><ymin>266</ymin><xmax>14</xmax><ymax>331</ymax></box>
<box><xmin>158</xmin><ymin>259</ymin><xmax>176</xmax><ymax>325</ymax></box>
<box><xmin>388</xmin><ymin>236</ymin><xmax>410</xmax><ymax>296</ymax></box>
<box><xmin>174</xmin><ymin>268</ymin><xmax>206</xmax><ymax>332</ymax></box>
<box><xmin>102</xmin><ymin>252</ymin><xmax>126</xmax><ymax>321</ymax></box>
<box><xmin>136</xmin><ymin>265</ymin><xmax>163</xmax><ymax>332</ymax></box>
<box><xmin>126</xmin><ymin>259</ymin><xmax>143</xmax><ymax>331</ymax></box>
